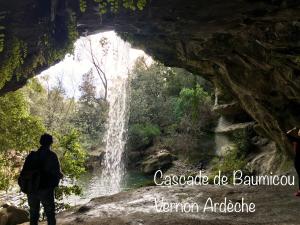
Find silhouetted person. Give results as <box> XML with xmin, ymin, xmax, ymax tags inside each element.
<box><xmin>19</xmin><ymin>134</ymin><xmax>63</xmax><ymax>225</ymax></box>
<box><xmin>287</xmin><ymin>127</ymin><xmax>300</xmax><ymax>197</ymax></box>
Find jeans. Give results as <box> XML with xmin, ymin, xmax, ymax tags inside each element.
<box><xmin>27</xmin><ymin>189</ymin><xmax>56</xmax><ymax>225</ymax></box>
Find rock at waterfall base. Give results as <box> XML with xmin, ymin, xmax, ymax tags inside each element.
<box><xmin>141</xmin><ymin>150</ymin><xmax>174</xmax><ymax>174</ymax></box>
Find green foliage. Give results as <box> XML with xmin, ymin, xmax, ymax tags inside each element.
<box><xmin>176</xmin><ymin>84</ymin><xmax>211</xmax><ymax>121</ymax></box>
<box><xmin>22</xmin><ymin>77</ymin><xmax>76</xmax><ymax>135</ymax></box>
<box><xmin>128</xmin><ymin>57</ymin><xmax>215</xmax><ymax>153</ymax></box>
<box><xmin>136</xmin><ymin>0</ymin><xmax>147</xmax><ymax>10</ymax></box>
<box><xmin>67</xmin><ymin>12</ymin><xmax>79</xmax><ymax>46</ymax></box>
<box><xmin>46</xmin><ymin>12</ymin><xmax>78</xmax><ymax>64</ymax></box>
<box><xmin>72</xmin><ymin>70</ymin><xmax>109</xmax><ymax>148</ymax></box>
<box><xmin>128</xmin><ymin>123</ymin><xmax>161</xmax><ymax>149</ymax></box>
<box><xmin>0</xmin><ymin>153</ymin><xmax>17</xmax><ymax>191</ymax></box>
<box><xmin>93</xmin><ymin>0</ymin><xmax>148</xmax><ymax>14</ymax></box>
<box><xmin>55</xmin><ymin>184</ymin><xmax>81</xmax><ymax>204</ymax></box>
<box><xmin>129</xmin><ymin>60</ymin><xmax>178</xmax><ymax>127</ymax></box>
<box><xmin>0</xmin><ymin>38</ymin><xmax>27</xmax><ymax>90</ymax></box>
<box><xmin>211</xmin><ymin>131</ymin><xmax>251</xmax><ymax>182</ymax></box>
<box><xmin>56</xmin><ymin>129</ymin><xmax>87</xmax><ymax>180</ymax></box>
<box><xmin>231</xmin><ymin>130</ymin><xmax>251</xmax><ymax>156</ymax></box>
<box><xmin>53</xmin><ymin>129</ymin><xmax>87</xmax><ymax>205</ymax></box>
<box><xmin>79</xmin><ymin>0</ymin><xmax>87</xmax><ymax>12</ymax></box>
<box><xmin>211</xmin><ymin>146</ymin><xmax>247</xmax><ymax>182</ymax></box>
<box><xmin>0</xmin><ymin>90</ymin><xmax>45</xmax><ymax>191</ymax></box>
<box><xmin>0</xmin><ymin>78</ymin><xmax>87</xmax><ymax>200</ymax></box>
<box><xmin>0</xmin><ymin>90</ymin><xmax>45</xmax><ymax>152</ymax></box>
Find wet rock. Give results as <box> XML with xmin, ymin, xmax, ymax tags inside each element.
<box><xmin>77</xmin><ymin>205</ymin><xmax>92</xmax><ymax>213</ymax></box>
<box><xmin>85</xmin><ymin>151</ymin><xmax>104</xmax><ymax>171</ymax></box>
<box><xmin>141</xmin><ymin>149</ymin><xmax>174</xmax><ymax>174</ymax></box>
<box><xmin>55</xmin><ymin>185</ymin><xmax>300</xmax><ymax>225</ymax></box>
<box><xmin>0</xmin><ymin>203</ymin><xmax>29</xmax><ymax>225</ymax></box>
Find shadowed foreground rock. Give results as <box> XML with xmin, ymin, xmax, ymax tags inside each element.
<box><xmin>22</xmin><ymin>185</ymin><xmax>300</xmax><ymax>225</ymax></box>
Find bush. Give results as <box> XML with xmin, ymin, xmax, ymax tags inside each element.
<box><xmin>211</xmin><ymin>130</ymin><xmax>251</xmax><ymax>183</ymax></box>
<box><xmin>53</xmin><ymin>129</ymin><xmax>87</xmax><ymax>208</ymax></box>
<box><xmin>128</xmin><ymin>123</ymin><xmax>161</xmax><ymax>150</ymax></box>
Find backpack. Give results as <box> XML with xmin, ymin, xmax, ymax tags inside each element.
<box><xmin>18</xmin><ymin>151</ymin><xmax>44</xmax><ymax>194</ymax></box>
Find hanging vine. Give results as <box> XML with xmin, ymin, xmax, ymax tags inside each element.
<box><xmin>79</xmin><ymin>0</ymin><xmax>148</xmax><ymax>14</ymax></box>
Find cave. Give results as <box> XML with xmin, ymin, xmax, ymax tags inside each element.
<box><xmin>0</xmin><ymin>0</ymin><xmax>300</xmax><ymax>164</ymax></box>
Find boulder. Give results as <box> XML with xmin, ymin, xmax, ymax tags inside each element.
<box><xmin>0</xmin><ymin>204</ymin><xmax>29</xmax><ymax>225</ymax></box>
<box><xmin>213</xmin><ymin>102</ymin><xmax>243</xmax><ymax>116</ymax></box>
<box><xmin>141</xmin><ymin>150</ymin><xmax>174</xmax><ymax>175</ymax></box>
<box><xmin>85</xmin><ymin>151</ymin><xmax>104</xmax><ymax>171</ymax></box>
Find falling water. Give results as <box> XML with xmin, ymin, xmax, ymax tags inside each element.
<box><xmin>98</xmin><ymin>33</ymin><xmax>131</xmax><ymax>195</ymax></box>
<box><xmin>72</xmin><ymin>32</ymin><xmax>133</xmax><ymax>197</ymax></box>
<box><xmin>100</xmin><ymin>76</ymin><xmax>130</xmax><ymax>195</ymax></box>
<box><xmin>68</xmin><ymin>31</ymin><xmax>145</xmax><ymax>199</ymax></box>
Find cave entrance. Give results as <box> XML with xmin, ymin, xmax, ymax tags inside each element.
<box><xmin>0</xmin><ymin>29</ymin><xmax>218</xmax><ymax>208</ymax></box>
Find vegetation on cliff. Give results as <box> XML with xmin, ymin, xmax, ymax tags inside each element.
<box><xmin>127</xmin><ymin>57</ymin><xmax>217</xmax><ymax>169</ymax></box>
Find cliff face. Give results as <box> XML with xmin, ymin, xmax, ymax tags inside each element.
<box><xmin>0</xmin><ymin>0</ymin><xmax>300</xmax><ymax>157</ymax></box>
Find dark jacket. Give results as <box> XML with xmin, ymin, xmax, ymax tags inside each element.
<box><xmin>21</xmin><ymin>146</ymin><xmax>63</xmax><ymax>190</ymax></box>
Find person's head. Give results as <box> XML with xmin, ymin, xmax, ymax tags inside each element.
<box><xmin>40</xmin><ymin>133</ymin><xmax>53</xmax><ymax>147</ymax></box>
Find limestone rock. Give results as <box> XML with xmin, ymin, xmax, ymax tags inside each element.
<box><xmin>141</xmin><ymin>149</ymin><xmax>174</xmax><ymax>174</ymax></box>
<box><xmin>85</xmin><ymin>150</ymin><xmax>104</xmax><ymax>171</ymax></box>
<box><xmin>215</xmin><ymin>122</ymin><xmax>255</xmax><ymax>134</ymax></box>
<box><xmin>0</xmin><ymin>204</ymin><xmax>29</xmax><ymax>225</ymax></box>
<box><xmin>213</xmin><ymin>102</ymin><xmax>243</xmax><ymax>116</ymax></box>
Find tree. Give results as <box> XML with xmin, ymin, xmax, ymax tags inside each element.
<box><xmin>127</xmin><ymin>57</ymin><xmax>215</xmax><ymax>152</ymax></box>
<box><xmin>0</xmin><ymin>90</ymin><xmax>45</xmax><ymax>152</ymax></box>
<box><xmin>73</xmin><ymin>70</ymin><xmax>108</xmax><ymax>149</ymax></box>
<box><xmin>23</xmin><ymin>77</ymin><xmax>77</xmax><ymax>134</ymax></box>
<box><xmin>53</xmin><ymin>129</ymin><xmax>87</xmax><ymax>209</ymax></box>
<box><xmin>78</xmin><ymin>69</ymin><xmax>97</xmax><ymax>104</ymax></box>
<box><xmin>79</xmin><ymin>37</ymin><xmax>108</xmax><ymax>100</ymax></box>
<box><xmin>0</xmin><ymin>89</ymin><xmax>45</xmax><ymax>190</ymax></box>
<box><xmin>175</xmin><ymin>84</ymin><xmax>215</xmax><ymax>133</ymax></box>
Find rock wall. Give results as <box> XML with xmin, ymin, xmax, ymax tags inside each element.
<box><xmin>0</xmin><ymin>0</ymin><xmax>300</xmax><ymax>160</ymax></box>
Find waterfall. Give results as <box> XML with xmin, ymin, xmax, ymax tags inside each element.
<box><xmin>72</xmin><ymin>32</ymin><xmax>132</xmax><ymax>197</ymax></box>
<box><xmin>98</xmin><ymin>33</ymin><xmax>131</xmax><ymax>195</ymax></box>
<box><xmin>100</xmin><ymin>76</ymin><xmax>130</xmax><ymax>195</ymax></box>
